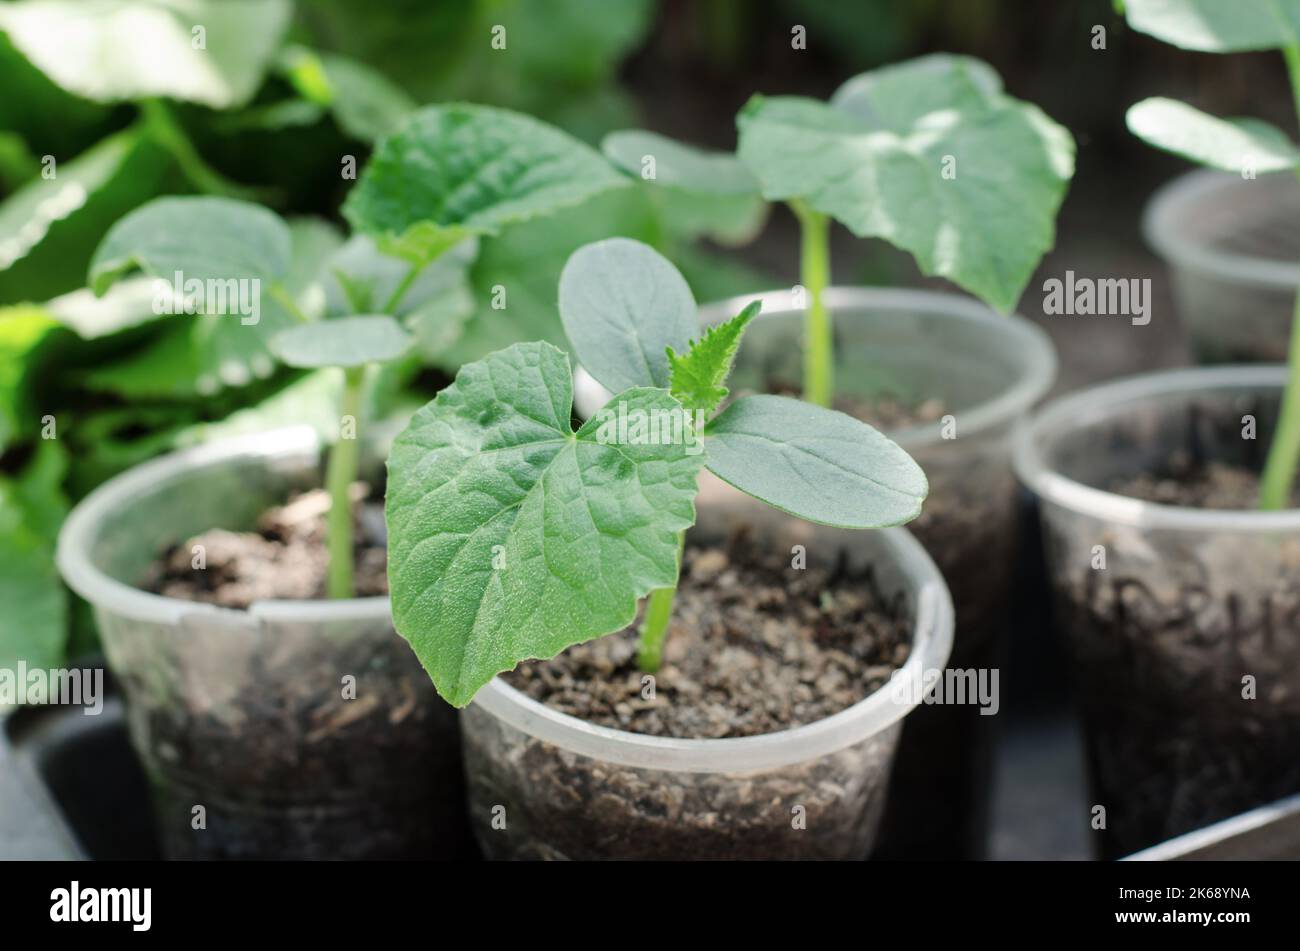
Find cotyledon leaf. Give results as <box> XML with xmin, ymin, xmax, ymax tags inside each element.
<box><xmin>704</xmin><ymin>393</ymin><xmax>927</xmax><ymax>529</ymax></box>
<box><xmin>1124</xmin><ymin>0</ymin><xmax>1300</xmax><ymax>52</ymax></box>
<box><xmin>270</xmin><ymin>315</ymin><xmax>412</xmax><ymax>369</ymax></box>
<box><xmin>385</xmin><ymin>340</ymin><xmax>705</xmax><ymax>706</ymax></box>
<box><xmin>1126</xmin><ymin>97</ymin><xmax>1300</xmax><ymax>173</ymax></box>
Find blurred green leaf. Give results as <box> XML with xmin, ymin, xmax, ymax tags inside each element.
<box><xmin>280</xmin><ymin>45</ymin><xmax>418</xmax><ymax>143</ymax></box>
<box><xmin>1124</xmin><ymin>0</ymin><xmax>1300</xmax><ymax>51</ymax></box>
<box><xmin>1127</xmin><ymin>97</ymin><xmax>1300</xmax><ymax>172</ymax></box>
<box><xmin>0</xmin><ymin>0</ymin><xmax>293</xmax><ymax>107</ymax></box>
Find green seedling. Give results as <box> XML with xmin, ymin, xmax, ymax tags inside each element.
<box><xmin>1122</xmin><ymin>0</ymin><xmax>1300</xmax><ymax>509</ymax></box>
<box><xmin>384</xmin><ymin>237</ymin><xmax>927</xmax><ymax>707</ymax></box>
<box><xmin>732</xmin><ymin>53</ymin><xmax>1075</xmax><ymax>407</ymax></box>
<box><xmin>87</xmin><ymin>103</ymin><xmax>627</xmax><ymax>597</ymax></box>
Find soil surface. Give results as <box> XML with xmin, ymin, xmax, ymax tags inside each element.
<box><xmin>504</xmin><ymin>529</ymin><xmax>911</xmax><ymax>739</ymax></box>
<box><xmin>1108</xmin><ymin>455</ymin><xmax>1287</xmax><ymax>509</ymax></box>
<box><xmin>144</xmin><ymin>486</ymin><xmax>388</xmax><ymax>607</ymax></box>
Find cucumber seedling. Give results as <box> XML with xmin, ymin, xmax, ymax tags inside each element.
<box><xmin>87</xmin><ymin>103</ymin><xmax>627</xmax><ymax>596</ymax></box>
<box><xmin>1122</xmin><ymin>0</ymin><xmax>1300</xmax><ymax>509</ymax></box>
<box><xmin>733</xmin><ymin>53</ymin><xmax>1075</xmax><ymax>406</ymax></box>
<box><xmin>384</xmin><ymin>237</ymin><xmax>928</xmax><ymax>707</ymax></box>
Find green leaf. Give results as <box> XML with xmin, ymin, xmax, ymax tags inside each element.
<box><xmin>704</xmin><ymin>394</ymin><xmax>927</xmax><ymax>529</ymax></box>
<box><xmin>279</xmin><ymin>45</ymin><xmax>418</xmax><ymax>144</ymax></box>
<box><xmin>385</xmin><ymin>341</ymin><xmax>705</xmax><ymax>706</ymax></box>
<box><xmin>0</xmin><ymin>0</ymin><xmax>293</xmax><ymax>107</ymax></box>
<box><xmin>736</xmin><ymin>54</ymin><xmax>1075</xmax><ymax>312</ymax></box>
<box><xmin>0</xmin><ymin>129</ymin><xmax>172</xmax><ymax>304</ymax></box>
<box><xmin>0</xmin><ymin>439</ymin><xmax>68</xmax><ymax>679</ymax></box>
<box><xmin>602</xmin><ymin>129</ymin><xmax>768</xmax><ymax>244</ymax></box>
<box><xmin>89</xmin><ymin>195</ymin><xmax>292</xmax><ymax>294</ymax></box>
<box><xmin>1126</xmin><ymin>97</ymin><xmax>1300</xmax><ymax>172</ymax></box>
<box><xmin>0</xmin><ymin>305</ymin><xmax>61</xmax><ymax>451</ymax></box>
<box><xmin>271</xmin><ymin>315</ymin><xmax>412</xmax><ymax>369</ymax></box>
<box><xmin>1124</xmin><ymin>0</ymin><xmax>1300</xmax><ymax>51</ymax></box>
<box><xmin>343</xmin><ymin>103</ymin><xmax>627</xmax><ymax>267</ymax></box>
<box><xmin>438</xmin><ymin>187</ymin><xmax>660</xmax><ymax>370</ymax></box>
<box><xmin>558</xmin><ymin>237</ymin><xmax>696</xmax><ymax>392</ymax></box>
<box><xmin>667</xmin><ymin>300</ymin><xmax>760</xmax><ymax>416</ymax></box>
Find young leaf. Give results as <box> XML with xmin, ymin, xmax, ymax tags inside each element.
<box><xmin>602</xmin><ymin>129</ymin><xmax>768</xmax><ymax>244</ymax></box>
<box><xmin>385</xmin><ymin>341</ymin><xmax>705</xmax><ymax>707</ymax></box>
<box><xmin>736</xmin><ymin>54</ymin><xmax>1075</xmax><ymax>312</ymax></box>
<box><xmin>279</xmin><ymin>45</ymin><xmax>417</xmax><ymax>144</ymax></box>
<box><xmin>1124</xmin><ymin>0</ymin><xmax>1300</xmax><ymax>52</ymax></box>
<box><xmin>270</xmin><ymin>315</ymin><xmax>412</xmax><ymax>369</ymax></box>
<box><xmin>558</xmin><ymin>237</ymin><xmax>696</xmax><ymax>393</ymax></box>
<box><xmin>1126</xmin><ymin>97</ymin><xmax>1300</xmax><ymax>173</ymax></box>
<box><xmin>0</xmin><ymin>0</ymin><xmax>293</xmax><ymax>108</ymax></box>
<box><xmin>89</xmin><ymin>195</ymin><xmax>292</xmax><ymax>294</ymax></box>
<box><xmin>704</xmin><ymin>394</ymin><xmax>927</xmax><ymax>529</ymax></box>
<box><xmin>667</xmin><ymin>300</ymin><xmax>760</xmax><ymax>415</ymax></box>
<box><xmin>343</xmin><ymin>103</ymin><xmax>627</xmax><ymax>269</ymax></box>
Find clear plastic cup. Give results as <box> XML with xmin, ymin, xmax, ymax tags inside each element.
<box><xmin>56</xmin><ymin>427</ymin><xmax>467</xmax><ymax>860</ymax></box>
<box><xmin>576</xmin><ymin>287</ymin><xmax>1052</xmax><ymax>858</ymax></box>
<box><xmin>460</xmin><ymin>507</ymin><xmax>953</xmax><ymax>860</ymax></box>
<box><xmin>1144</xmin><ymin>169</ymin><xmax>1300</xmax><ymax>363</ymax></box>
<box><xmin>1014</xmin><ymin>366</ymin><xmax>1300</xmax><ymax>857</ymax></box>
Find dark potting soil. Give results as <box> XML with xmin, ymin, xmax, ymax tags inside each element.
<box><xmin>143</xmin><ymin>486</ymin><xmax>388</xmax><ymax>607</ymax></box>
<box><xmin>1055</xmin><ymin>455</ymin><xmax>1300</xmax><ymax>856</ymax></box>
<box><xmin>503</xmin><ymin>531</ymin><xmax>912</xmax><ymax>739</ymax></box>
<box><xmin>1107</xmin><ymin>454</ymin><xmax>1290</xmax><ymax>509</ymax></box>
<box><xmin>135</xmin><ymin>484</ymin><xmax>466</xmax><ymax>860</ymax></box>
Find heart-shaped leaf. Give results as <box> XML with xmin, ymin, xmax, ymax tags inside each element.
<box><xmin>386</xmin><ymin>340</ymin><xmax>705</xmax><ymax>706</ymax></box>
<box><xmin>558</xmin><ymin>237</ymin><xmax>696</xmax><ymax>392</ymax></box>
<box><xmin>343</xmin><ymin>103</ymin><xmax>627</xmax><ymax>269</ymax></box>
<box><xmin>1124</xmin><ymin>0</ymin><xmax>1300</xmax><ymax>52</ymax></box>
<box><xmin>0</xmin><ymin>0</ymin><xmax>293</xmax><ymax>107</ymax></box>
<box><xmin>270</xmin><ymin>315</ymin><xmax>412</xmax><ymax>369</ymax></box>
<box><xmin>1126</xmin><ymin>97</ymin><xmax>1300</xmax><ymax>172</ymax></box>
<box><xmin>704</xmin><ymin>393</ymin><xmax>927</xmax><ymax>528</ymax></box>
<box><xmin>736</xmin><ymin>54</ymin><xmax>1074</xmax><ymax>312</ymax></box>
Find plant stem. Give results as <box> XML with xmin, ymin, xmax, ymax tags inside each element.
<box><xmin>138</xmin><ymin>99</ymin><xmax>270</xmax><ymax>203</ymax></box>
<box><xmin>381</xmin><ymin>263</ymin><xmax>422</xmax><ymax>314</ymax></box>
<box><xmin>269</xmin><ymin>283</ymin><xmax>310</xmax><ymax>323</ymax></box>
<box><xmin>1258</xmin><ymin>45</ymin><xmax>1300</xmax><ymax>510</ymax></box>
<box><xmin>1259</xmin><ymin>292</ymin><xmax>1300</xmax><ymax>509</ymax></box>
<box><xmin>326</xmin><ymin>366</ymin><xmax>365</xmax><ymax>599</ymax></box>
<box><xmin>792</xmin><ymin>200</ymin><xmax>833</xmax><ymax>407</ymax></box>
<box><xmin>637</xmin><ymin>532</ymin><xmax>685</xmax><ymax>672</ymax></box>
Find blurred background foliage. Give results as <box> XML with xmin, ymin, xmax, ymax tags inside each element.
<box><xmin>1</xmin><ymin>0</ymin><xmax>1293</xmax><ymax>671</ymax></box>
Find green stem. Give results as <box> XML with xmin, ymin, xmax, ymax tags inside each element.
<box><xmin>138</xmin><ymin>99</ymin><xmax>270</xmax><ymax>202</ymax></box>
<box><xmin>1258</xmin><ymin>46</ymin><xmax>1300</xmax><ymax>510</ymax></box>
<box><xmin>381</xmin><ymin>263</ymin><xmax>422</xmax><ymax>314</ymax></box>
<box><xmin>1259</xmin><ymin>292</ymin><xmax>1300</xmax><ymax>509</ymax></box>
<box><xmin>791</xmin><ymin>200</ymin><xmax>833</xmax><ymax>407</ymax></box>
<box><xmin>637</xmin><ymin>532</ymin><xmax>685</xmax><ymax>672</ymax></box>
<box><xmin>326</xmin><ymin>367</ymin><xmax>365</xmax><ymax>599</ymax></box>
<box><xmin>269</xmin><ymin>283</ymin><xmax>310</xmax><ymax>323</ymax></box>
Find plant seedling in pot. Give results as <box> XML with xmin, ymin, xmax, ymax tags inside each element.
<box><xmin>733</xmin><ymin>53</ymin><xmax>1074</xmax><ymax>406</ymax></box>
<box><xmin>1123</xmin><ymin>0</ymin><xmax>1300</xmax><ymax>509</ymax></box>
<box><xmin>87</xmin><ymin>103</ymin><xmax>628</xmax><ymax>598</ymax></box>
<box><xmin>385</xmin><ymin>237</ymin><xmax>928</xmax><ymax>706</ymax></box>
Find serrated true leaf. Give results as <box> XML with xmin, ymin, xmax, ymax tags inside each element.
<box><xmin>1126</xmin><ymin>97</ymin><xmax>1300</xmax><ymax>172</ymax></box>
<box><xmin>736</xmin><ymin>54</ymin><xmax>1074</xmax><ymax>312</ymax></box>
<box><xmin>89</xmin><ymin>195</ymin><xmax>292</xmax><ymax>294</ymax></box>
<box><xmin>1124</xmin><ymin>0</ymin><xmax>1300</xmax><ymax>52</ymax></box>
<box><xmin>667</xmin><ymin>300</ymin><xmax>760</xmax><ymax>415</ymax></box>
<box><xmin>343</xmin><ymin>103</ymin><xmax>627</xmax><ymax>269</ymax></box>
<box><xmin>704</xmin><ymin>394</ymin><xmax>927</xmax><ymax>528</ymax></box>
<box><xmin>0</xmin><ymin>0</ymin><xmax>292</xmax><ymax>108</ymax></box>
<box><xmin>385</xmin><ymin>340</ymin><xmax>705</xmax><ymax>706</ymax></box>
<box><xmin>270</xmin><ymin>315</ymin><xmax>412</xmax><ymax>369</ymax></box>
<box><xmin>558</xmin><ymin>237</ymin><xmax>696</xmax><ymax>393</ymax></box>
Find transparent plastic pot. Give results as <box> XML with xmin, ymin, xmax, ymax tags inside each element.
<box><xmin>579</xmin><ymin>286</ymin><xmax>1055</xmax><ymax>858</ymax></box>
<box><xmin>1015</xmin><ymin>366</ymin><xmax>1300</xmax><ymax>857</ymax></box>
<box><xmin>460</xmin><ymin>507</ymin><xmax>953</xmax><ymax>860</ymax></box>
<box><xmin>1145</xmin><ymin>169</ymin><xmax>1300</xmax><ymax>363</ymax></box>
<box><xmin>56</xmin><ymin>427</ymin><xmax>467</xmax><ymax>860</ymax></box>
